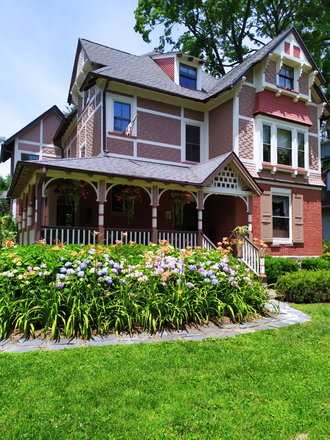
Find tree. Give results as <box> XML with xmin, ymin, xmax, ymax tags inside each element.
<box><xmin>134</xmin><ymin>0</ymin><xmax>330</xmax><ymax>91</ymax></box>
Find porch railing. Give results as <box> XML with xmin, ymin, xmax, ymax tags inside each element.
<box><xmin>103</xmin><ymin>228</ymin><xmax>152</xmax><ymax>246</ymax></box>
<box><xmin>201</xmin><ymin>233</ymin><xmax>217</xmax><ymax>250</ymax></box>
<box><xmin>158</xmin><ymin>230</ymin><xmax>198</xmax><ymax>248</ymax></box>
<box><xmin>242</xmin><ymin>236</ymin><xmax>260</xmax><ymax>276</ymax></box>
<box><xmin>41</xmin><ymin>226</ymin><xmax>98</xmax><ymax>245</ymax></box>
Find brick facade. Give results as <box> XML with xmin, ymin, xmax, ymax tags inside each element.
<box><xmin>239</xmin><ymin>84</ymin><xmax>255</xmax><ymax>118</ymax></box>
<box><xmin>154</xmin><ymin>57</ymin><xmax>175</xmax><ymax>81</ymax></box>
<box><xmin>43</xmin><ymin>113</ymin><xmax>62</xmax><ymax>144</ymax></box>
<box><xmin>309</xmin><ymin>135</ymin><xmax>319</xmax><ymax>171</ymax></box>
<box><xmin>209</xmin><ymin>99</ymin><xmax>233</xmax><ymax>158</ymax></box>
<box><xmin>184</xmin><ymin>108</ymin><xmax>204</xmax><ymax>121</ymax></box>
<box><xmin>137</xmin><ymin>111</ymin><xmax>181</xmax><ymax>145</ymax></box>
<box><xmin>299</xmin><ymin>72</ymin><xmax>309</xmax><ymax>96</ymax></box>
<box><xmin>238</xmin><ymin>119</ymin><xmax>254</xmax><ymax>160</ymax></box>
<box><xmin>137</xmin><ymin>143</ymin><xmax>181</xmax><ymax>162</ymax></box>
<box><xmin>19</xmin><ymin>122</ymin><xmax>41</xmax><ymax>142</ymax></box>
<box><xmin>252</xmin><ymin>183</ymin><xmax>323</xmax><ymax>256</ymax></box>
<box><xmin>137</xmin><ymin>97</ymin><xmax>180</xmax><ymax>116</ymax></box>
<box><xmin>265</xmin><ymin>60</ymin><xmax>277</xmax><ymax>85</ymax></box>
<box><xmin>106</xmin><ymin>137</ymin><xmax>134</xmax><ymax>156</ymax></box>
<box><xmin>308</xmin><ymin>105</ymin><xmax>319</xmax><ymax>134</ymax></box>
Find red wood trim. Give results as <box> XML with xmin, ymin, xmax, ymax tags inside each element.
<box><xmin>276</xmin><ymin>85</ymin><xmax>299</xmax><ymax>94</ymax></box>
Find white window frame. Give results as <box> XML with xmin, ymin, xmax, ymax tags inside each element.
<box><xmin>83</xmin><ymin>89</ymin><xmax>90</xmax><ymax>108</ymax></box>
<box><xmin>256</xmin><ymin>115</ymin><xmax>309</xmax><ymax>171</ymax></box>
<box><xmin>271</xmin><ymin>187</ymin><xmax>292</xmax><ymax>244</ymax></box>
<box><xmin>21</xmin><ymin>152</ymin><xmax>39</xmax><ymax>161</ymax></box>
<box><xmin>80</xmin><ymin>143</ymin><xmax>86</xmax><ymax>158</ymax></box>
<box><xmin>106</xmin><ymin>93</ymin><xmax>136</xmax><ymax>136</ymax></box>
<box><xmin>183</xmin><ymin>121</ymin><xmax>204</xmax><ymax>163</ymax></box>
<box><xmin>174</xmin><ymin>57</ymin><xmax>202</xmax><ymax>90</ymax></box>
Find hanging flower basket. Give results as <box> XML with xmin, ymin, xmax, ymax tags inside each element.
<box><xmin>115</xmin><ymin>186</ymin><xmax>142</xmax><ymax>224</ymax></box>
<box><xmin>55</xmin><ymin>180</ymin><xmax>89</xmax><ymax>212</ymax></box>
<box><xmin>171</xmin><ymin>192</ymin><xmax>191</xmax><ymax>225</ymax></box>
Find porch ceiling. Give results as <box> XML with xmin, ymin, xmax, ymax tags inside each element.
<box><xmin>8</xmin><ymin>152</ymin><xmax>262</xmax><ymax>199</ymax></box>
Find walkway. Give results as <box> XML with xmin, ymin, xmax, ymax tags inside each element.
<box><xmin>0</xmin><ymin>301</ymin><xmax>311</xmax><ymax>354</ymax></box>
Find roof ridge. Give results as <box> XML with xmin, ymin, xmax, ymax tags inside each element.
<box><xmin>80</xmin><ymin>38</ymin><xmax>139</xmax><ymax>58</ymax></box>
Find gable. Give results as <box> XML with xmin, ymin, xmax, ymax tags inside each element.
<box><xmin>205</xmin><ymin>163</ymin><xmax>255</xmax><ymax>195</ymax></box>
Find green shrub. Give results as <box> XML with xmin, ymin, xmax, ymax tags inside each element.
<box><xmin>265</xmin><ymin>254</ymin><xmax>299</xmax><ymax>284</ymax></box>
<box><xmin>0</xmin><ymin>243</ymin><xmax>268</xmax><ymax>339</ymax></box>
<box><xmin>301</xmin><ymin>257</ymin><xmax>330</xmax><ymax>271</ymax></box>
<box><xmin>276</xmin><ymin>270</ymin><xmax>330</xmax><ymax>303</ymax></box>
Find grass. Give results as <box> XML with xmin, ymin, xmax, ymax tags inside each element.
<box><xmin>1</xmin><ymin>304</ymin><xmax>330</xmax><ymax>439</ymax></box>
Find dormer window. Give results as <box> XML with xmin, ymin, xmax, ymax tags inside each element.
<box><xmin>179</xmin><ymin>64</ymin><xmax>197</xmax><ymax>89</ymax></box>
<box><xmin>279</xmin><ymin>65</ymin><xmax>294</xmax><ymax>89</ymax></box>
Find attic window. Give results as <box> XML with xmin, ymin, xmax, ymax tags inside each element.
<box><xmin>179</xmin><ymin>64</ymin><xmax>197</xmax><ymax>89</ymax></box>
<box><xmin>279</xmin><ymin>65</ymin><xmax>294</xmax><ymax>89</ymax></box>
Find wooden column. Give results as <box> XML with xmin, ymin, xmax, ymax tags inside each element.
<box><xmin>98</xmin><ymin>180</ymin><xmax>106</xmax><ymax>244</ymax></box>
<box><xmin>152</xmin><ymin>185</ymin><xmax>158</xmax><ymax>244</ymax></box>
<box><xmin>197</xmin><ymin>190</ymin><xmax>204</xmax><ymax>246</ymax></box>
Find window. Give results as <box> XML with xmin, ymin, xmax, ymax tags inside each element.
<box><xmin>179</xmin><ymin>64</ymin><xmax>197</xmax><ymax>89</ymax></box>
<box><xmin>114</xmin><ymin>101</ymin><xmax>131</xmax><ymax>133</ymax></box>
<box><xmin>186</xmin><ymin>125</ymin><xmax>200</xmax><ymax>162</ymax></box>
<box><xmin>277</xmin><ymin>129</ymin><xmax>292</xmax><ymax>166</ymax></box>
<box><xmin>273</xmin><ymin>195</ymin><xmax>290</xmax><ymax>239</ymax></box>
<box><xmin>279</xmin><ymin>65</ymin><xmax>294</xmax><ymax>89</ymax></box>
<box><xmin>298</xmin><ymin>132</ymin><xmax>305</xmax><ymax>168</ymax></box>
<box><xmin>21</xmin><ymin>153</ymin><xmax>38</xmax><ymax>161</ymax></box>
<box><xmin>263</xmin><ymin>125</ymin><xmax>271</xmax><ymax>162</ymax></box>
<box><xmin>80</xmin><ymin>145</ymin><xmax>86</xmax><ymax>158</ymax></box>
<box><xmin>83</xmin><ymin>89</ymin><xmax>90</xmax><ymax>107</ymax></box>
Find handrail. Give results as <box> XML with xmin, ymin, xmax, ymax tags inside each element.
<box><xmin>241</xmin><ymin>236</ymin><xmax>260</xmax><ymax>276</ymax></box>
<box><xmin>201</xmin><ymin>233</ymin><xmax>217</xmax><ymax>250</ymax></box>
<box><xmin>158</xmin><ymin>230</ymin><xmax>198</xmax><ymax>248</ymax></box>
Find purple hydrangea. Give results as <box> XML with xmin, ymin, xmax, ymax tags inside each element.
<box><xmin>40</xmin><ymin>264</ymin><xmax>47</xmax><ymax>269</ymax></box>
<box><xmin>204</xmin><ymin>278</ymin><xmax>211</xmax><ymax>284</ymax></box>
<box><xmin>59</xmin><ymin>268</ymin><xmax>67</xmax><ymax>274</ymax></box>
<box><xmin>56</xmin><ymin>282</ymin><xmax>64</xmax><ymax>289</ymax></box>
<box><xmin>105</xmin><ymin>276</ymin><xmax>112</xmax><ymax>285</ymax></box>
<box><xmin>65</xmin><ymin>262</ymin><xmax>72</xmax><ymax>268</ymax></box>
<box><xmin>186</xmin><ymin>282</ymin><xmax>194</xmax><ymax>288</ymax></box>
<box><xmin>78</xmin><ymin>271</ymin><xmax>84</xmax><ymax>278</ymax></box>
<box><xmin>211</xmin><ymin>279</ymin><xmax>219</xmax><ymax>285</ymax></box>
<box><xmin>60</xmin><ymin>258</ymin><xmax>66</xmax><ymax>262</ymax></box>
<box><xmin>189</xmin><ymin>265</ymin><xmax>197</xmax><ymax>271</ymax></box>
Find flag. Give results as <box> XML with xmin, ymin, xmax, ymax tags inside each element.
<box><xmin>124</xmin><ymin>115</ymin><xmax>137</xmax><ymax>136</ymax></box>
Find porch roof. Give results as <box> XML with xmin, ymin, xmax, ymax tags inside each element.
<box><xmin>8</xmin><ymin>152</ymin><xmax>263</xmax><ymax>199</ymax></box>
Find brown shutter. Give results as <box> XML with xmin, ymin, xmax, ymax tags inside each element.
<box><xmin>260</xmin><ymin>191</ymin><xmax>273</xmax><ymax>242</ymax></box>
<box><xmin>293</xmin><ymin>194</ymin><xmax>304</xmax><ymax>243</ymax></box>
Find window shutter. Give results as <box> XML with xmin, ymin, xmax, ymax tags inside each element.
<box><xmin>293</xmin><ymin>194</ymin><xmax>304</xmax><ymax>243</ymax></box>
<box><xmin>260</xmin><ymin>191</ymin><xmax>273</xmax><ymax>242</ymax></box>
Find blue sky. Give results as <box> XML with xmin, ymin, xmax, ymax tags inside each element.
<box><xmin>0</xmin><ymin>0</ymin><xmax>166</xmax><ymax>177</ymax></box>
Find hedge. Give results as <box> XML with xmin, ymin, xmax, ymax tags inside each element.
<box><xmin>276</xmin><ymin>270</ymin><xmax>330</xmax><ymax>303</ymax></box>
<box><xmin>265</xmin><ymin>254</ymin><xmax>299</xmax><ymax>284</ymax></box>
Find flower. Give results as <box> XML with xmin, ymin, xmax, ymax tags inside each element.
<box><xmin>56</xmin><ymin>282</ymin><xmax>64</xmax><ymax>289</ymax></box>
<box><xmin>105</xmin><ymin>276</ymin><xmax>113</xmax><ymax>285</ymax></box>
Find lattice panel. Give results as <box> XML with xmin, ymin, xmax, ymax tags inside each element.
<box><xmin>208</xmin><ymin>166</ymin><xmax>250</xmax><ymax>191</ymax></box>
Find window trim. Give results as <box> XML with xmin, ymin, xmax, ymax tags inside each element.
<box><xmin>21</xmin><ymin>153</ymin><xmax>39</xmax><ymax>161</ymax></box>
<box><xmin>80</xmin><ymin>144</ymin><xmax>86</xmax><ymax>158</ymax></box>
<box><xmin>179</xmin><ymin>63</ymin><xmax>197</xmax><ymax>89</ymax></box>
<box><xmin>271</xmin><ymin>187</ymin><xmax>292</xmax><ymax>244</ymax></box>
<box><xmin>257</xmin><ymin>116</ymin><xmax>309</xmax><ymax>172</ymax></box>
<box><xmin>278</xmin><ymin>64</ymin><xmax>294</xmax><ymax>89</ymax></box>
<box><xmin>107</xmin><ymin>93</ymin><xmax>136</xmax><ymax>136</ymax></box>
<box><xmin>184</xmin><ymin>123</ymin><xmax>202</xmax><ymax>163</ymax></box>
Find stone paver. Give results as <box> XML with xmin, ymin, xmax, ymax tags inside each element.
<box><xmin>0</xmin><ymin>300</ymin><xmax>311</xmax><ymax>354</ymax></box>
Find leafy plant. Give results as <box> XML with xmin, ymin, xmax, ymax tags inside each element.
<box><xmin>265</xmin><ymin>254</ymin><xmax>299</xmax><ymax>284</ymax></box>
<box><xmin>276</xmin><ymin>270</ymin><xmax>330</xmax><ymax>303</ymax></box>
<box><xmin>115</xmin><ymin>186</ymin><xmax>142</xmax><ymax>223</ymax></box>
<box><xmin>301</xmin><ymin>257</ymin><xmax>330</xmax><ymax>271</ymax></box>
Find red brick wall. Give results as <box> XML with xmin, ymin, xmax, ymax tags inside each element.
<box><xmin>85</xmin><ymin>107</ymin><xmax>102</xmax><ymax>156</ymax></box>
<box><xmin>299</xmin><ymin>72</ymin><xmax>309</xmax><ymax>96</ymax></box>
<box><xmin>184</xmin><ymin>108</ymin><xmax>204</xmax><ymax>121</ymax></box>
<box><xmin>18</xmin><ymin>143</ymin><xmax>39</xmax><ymax>152</ymax></box>
<box><xmin>308</xmin><ymin>106</ymin><xmax>319</xmax><ymax>134</ymax></box>
<box><xmin>43</xmin><ymin>113</ymin><xmax>62</xmax><ymax>144</ymax></box>
<box><xmin>154</xmin><ymin>57</ymin><xmax>175</xmax><ymax>81</ymax></box>
<box><xmin>252</xmin><ymin>183</ymin><xmax>323</xmax><ymax>256</ymax></box>
<box><xmin>106</xmin><ymin>137</ymin><xmax>134</xmax><ymax>156</ymax></box>
<box><xmin>238</xmin><ymin>119</ymin><xmax>254</xmax><ymax>160</ymax></box>
<box><xmin>137</xmin><ymin>143</ymin><xmax>181</xmax><ymax>162</ymax></box>
<box><xmin>19</xmin><ymin>122</ymin><xmax>40</xmax><ymax>142</ymax></box>
<box><xmin>209</xmin><ymin>99</ymin><xmax>233</xmax><ymax>158</ymax></box>
<box><xmin>137</xmin><ymin>111</ymin><xmax>181</xmax><ymax>145</ymax></box>
<box><xmin>239</xmin><ymin>85</ymin><xmax>255</xmax><ymax>118</ymax></box>
<box><xmin>265</xmin><ymin>60</ymin><xmax>277</xmax><ymax>85</ymax></box>
<box><xmin>309</xmin><ymin>135</ymin><xmax>319</xmax><ymax>171</ymax></box>
<box><xmin>137</xmin><ymin>97</ymin><xmax>180</xmax><ymax>116</ymax></box>
<box><xmin>43</xmin><ymin>147</ymin><xmax>62</xmax><ymax>156</ymax></box>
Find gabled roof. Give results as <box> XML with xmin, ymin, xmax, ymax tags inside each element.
<box><xmin>53</xmin><ymin>109</ymin><xmax>77</xmax><ymax>144</ymax></box>
<box><xmin>1</xmin><ymin>106</ymin><xmax>64</xmax><ymax>163</ymax></box>
<box><xmin>8</xmin><ymin>153</ymin><xmax>262</xmax><ymax>199</ymax></box>
<box><xmin>72</xmin><ymin>26</ymin><xmax>326</xmax><ymax>105</ymax></box>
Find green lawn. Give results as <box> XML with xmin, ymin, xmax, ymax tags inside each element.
<box><xmin>1</xmin><ymin>304</ymin><xmax>330</xmax><ymax>440</ymax></box>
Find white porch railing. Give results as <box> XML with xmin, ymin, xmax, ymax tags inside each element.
<box><xmin>41</xmin><ymin>227</ymin><xmax>98</xmax><ymax>245</ymax></box>
<box><xmin>158</xmin><ymin>230</ymin><xmax>198</xmax><ymax>248</ymax></box>
<box><xmin>201</xmin><ymin>233</ymin><xmax>217</xmax><ymax>250</ymax></box>
<box><xmin>104</xmin><ymin>228</ymin><xmax>152</xmax><ymax>246</ymax></box>
<box><xmin>242</xmin><ymin>236</ymin><xmax>260</xmax><ymax>276</ymax></box>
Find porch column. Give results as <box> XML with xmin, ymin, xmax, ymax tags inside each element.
<box><xmin>248</xmin><ymin>195</ymin><xmax>253</xmax><ymax>240</ymax></box>
<box><xmin>98</xmin><ymin>180</ymin><xmax>106</xmax><ymax>244</ymax></box>
<box><xmin>22</xmin><ymin>193</ymin><xmax>27</xmax><ymax>231</ymax></box>
<box><xmin>34</xmin><ymin>174</ymin><xmax>42</xmax><ymax>242</ymax></box>
<box><xmin>27</xmin><ymin>184</ymin><xmax>34</xmax><ymax>228</ymax></box>
<box><xmin>152</xmin><ymin>185</ymin><xmax>158</xmax><ymax>244</ymax></box>
<box><xmin>197</xmin><ymin>190</ymin><xmax>204</xmax><ymax>247</ymax></box>
<box><xmin>18</xmin><ymin>198</ymin><xmax>22</xmax><ymax>233</ymax></box>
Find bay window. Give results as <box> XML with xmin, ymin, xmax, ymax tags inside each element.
<box><xmin>277</xmin><ymin>129</ymin><xmax>292</xmax><ymax>166</ymax></box>
<box><xmin>298</xmin><ymin>132</ymin><xmax>305</xmax><ymax>168</ymax></box>
<box><xmin>263</xmin><ymin>125</ymin><xmax>271</xmax><ymax>162</ymax></box>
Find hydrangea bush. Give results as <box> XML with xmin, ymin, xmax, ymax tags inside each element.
<box><xmin>0</xmin><ymin>242</ymin><xmax>268</xmax><ymax>340</ymax></box>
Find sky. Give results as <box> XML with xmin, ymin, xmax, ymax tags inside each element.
<box><xmin>0</xmin><ymin>0</ymin><xmax>168</xmax><ymax>177</ymax></box>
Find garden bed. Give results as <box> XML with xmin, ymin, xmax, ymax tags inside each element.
<box><xmin>0</xmin><ymin>241</ymin><xmax>268</xmax><ymax>340</ymax></box>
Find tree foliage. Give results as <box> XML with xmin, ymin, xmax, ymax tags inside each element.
<box><xmin>134</xmin><ymin>0</ymin><xmax>330</xmax><ymax>91</ymax></box>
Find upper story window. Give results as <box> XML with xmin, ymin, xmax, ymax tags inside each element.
<box><xmin>186</xmin><ymin>125</ymin><xmax>200</xmax><ymax>162</ymax></box>
<box><xmin>80</xmin><ymin>145</ymin><xmax>86</xmax><ymax>158</ymax></box>
<box><xmin>179</xmin><ymin>64</ymin><xmax>197</xmax><ymax>89</ymax></box>
<box><xmin>263</xmin><ymin>125</ymin><xmax>271</xmax><ymax>162</ymax></box>
<box><xmin>21</xmin><ymin>153</ymin><xmax>38</xmax><ymax>161</ymax></box>
<box><xmin>279</xmin><ymin>65</ymin><xmax>294</xmax><ymax>89</ymax></box>
<box><xmin>277</xmin><ymin>129</ymin><xmax>292</xmax><ymax>166</ymax></box>
<box><xmin>114</xmin><ymin>101</ymin><xmax>131</xmax><ymax>133</ymax></box>
<box><xmin>298</xmin><ymin>133</ymin><xmax>305</xmax><ymax>168</ymax></box>
<box><xmin>83</xmin><ymin>89</ymin><xmax>90</xmax><ymax>107</ymax></box>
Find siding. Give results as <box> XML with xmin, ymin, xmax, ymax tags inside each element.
<box><xmin>209</xmin><ymin>99</ymin><xmax>233</xmax><ymax>158</ymax></box>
